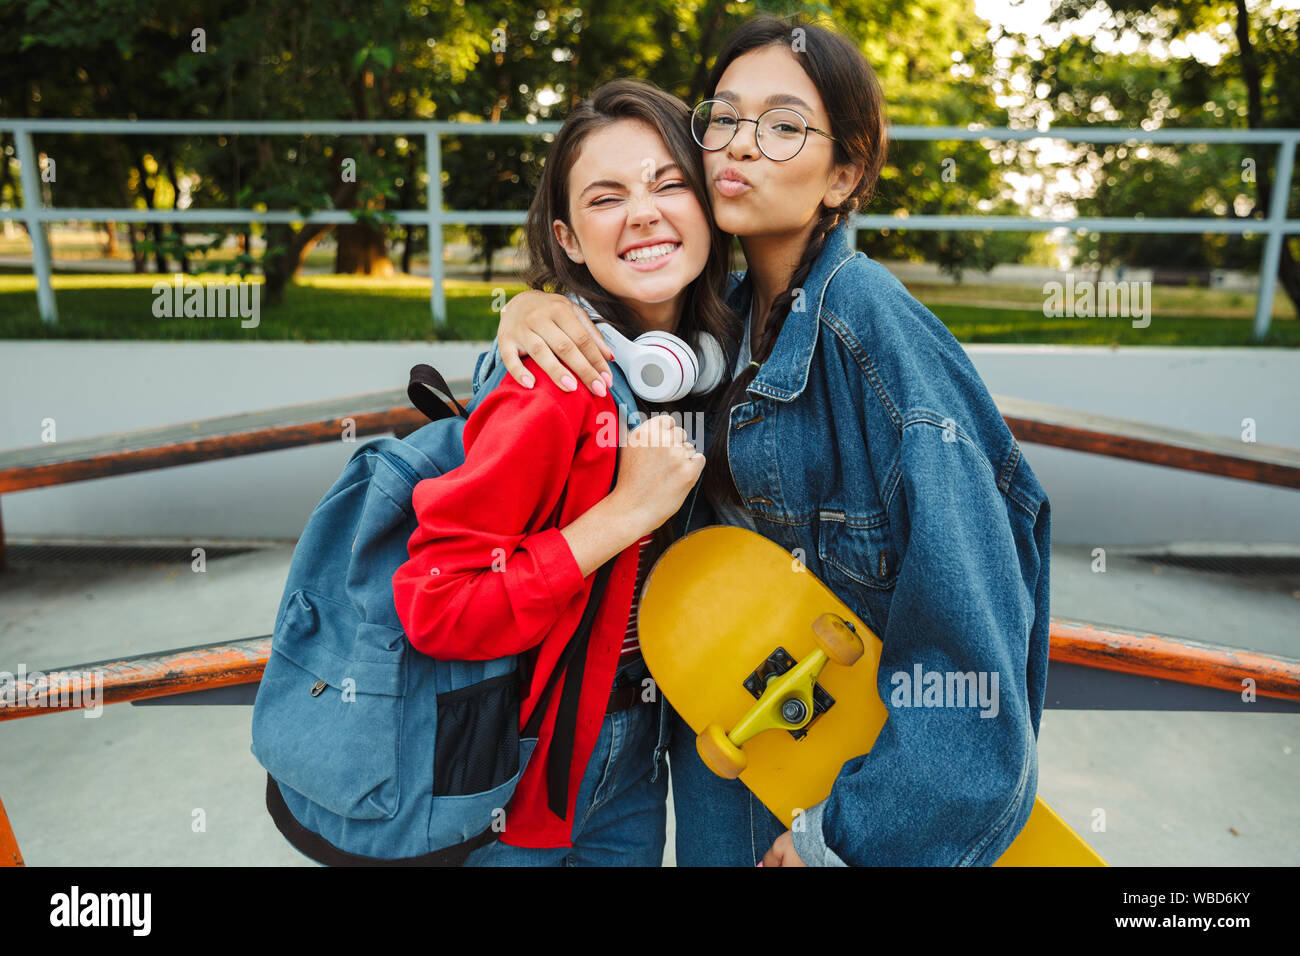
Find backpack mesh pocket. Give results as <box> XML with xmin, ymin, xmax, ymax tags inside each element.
<box><xmin>433</xmin><ymin>672</ymin><xmax>521</xmax><ymax>796</ymax></box>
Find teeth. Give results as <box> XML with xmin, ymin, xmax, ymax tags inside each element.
<box><xmin>621</xmin><ymin>242</ymin><xmax>679</xmax><ymax>262</ymax></box>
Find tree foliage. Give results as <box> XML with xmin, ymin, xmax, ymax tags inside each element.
<box><xmin>4</xmin><ymin>0</ymin><xmax>1292</xmax><ymax>301</ymax></box>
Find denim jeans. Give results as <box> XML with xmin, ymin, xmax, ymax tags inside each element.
<box><xmin>666</xmin><ymin>704</ymin><xmax>786</xmax><ymax>867</ymax></box>
<box><xmin>462</xmin><ymin>690</ymin><xmax>667</xmax><ymax>867</ymax></box>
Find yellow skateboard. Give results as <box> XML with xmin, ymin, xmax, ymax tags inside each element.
<box><xmin>637</xmin><ymin>525</ymin><xmax>1105</xmax><ymax>866</ymax></box>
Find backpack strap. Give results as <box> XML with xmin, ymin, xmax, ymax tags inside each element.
<box><xmin>408</xmin><ymin>364</ymin><xmax>470</xmax><ymax>422</ymax></box>
<box><xmin>540</xmin><ymin>556</ymin><xmax>615</xmax><ymax>820</ymax></box>
<box><xmin>522</xmin><ymin>447</ymin><xmax>623</xmax><ymax>821</ymax></box>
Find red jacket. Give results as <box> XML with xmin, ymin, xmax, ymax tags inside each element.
<box><xmin>391</xmin><ymin>357</ymin><xmax>639</xmax><ymax>848</ymax></box>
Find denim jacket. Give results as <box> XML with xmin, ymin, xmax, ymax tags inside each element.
<box><xmin>476</xmin><ymin>217</ymin><xmax>1051</xmax><ymax>865</ymax></box>
<box><xmin>695</xmin><ymin>218</ymin><xmax>1051</xmax><ymax>866</ymax></box>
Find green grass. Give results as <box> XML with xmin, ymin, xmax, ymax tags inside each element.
<box><xmin>929</xmin><ymin>303</ymin><xmax>1300</xmax><ymax>346</ymax></box>
<box><xmin>0</xmin><ymin>274</ymin><xmax>523</xmax><ymax>342</ymax></box>
<box><xmin>903</xmin><ymin>280</ymin><xmax>1296</xmax><ymax>321</ymax></box>
<box><xmin>0</xmin><ymin>272</ymin><xmax>1296</xmax><ymax>346</ymax></box>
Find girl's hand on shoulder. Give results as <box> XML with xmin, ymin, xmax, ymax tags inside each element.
<box><xmin>498</xmin><ymin>289</ymin><xmax>615</xmax><ymax>396</ymax></box>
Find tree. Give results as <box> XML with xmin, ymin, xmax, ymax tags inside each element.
<box><xmin>1011</xmin><ymin>0</ymin><xmax>1299</xmax><ymax>305</ymax></box>
<box><xmin>1</xmin><ymin>0</ymin><xmax>1078</xmax><ymax>303</ymax></box>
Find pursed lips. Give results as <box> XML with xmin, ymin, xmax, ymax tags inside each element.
<box><xmin>714</xmin><ymin>173</ymin><xmax>753</xmax><ymax>198</ymax></box>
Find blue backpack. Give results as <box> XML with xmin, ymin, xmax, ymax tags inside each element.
<box><xmin>251</xmin><ymin>349</ymin><xmax>640</xmax><ymax>865</ymax></box>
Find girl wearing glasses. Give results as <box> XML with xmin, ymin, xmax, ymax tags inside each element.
<box><xmin>485</xmin><ymin>15</ymin><xmax>1053</xmax><ymax>867</ymax></box>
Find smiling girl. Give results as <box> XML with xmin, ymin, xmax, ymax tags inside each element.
<box><xmin>485</xmin><ymin>15</ymin><xmax>1054</xmax><ymax>867</ymax></box>
<box><xmin>391</xmin><ymin>79</ymin><xmax>739</xmax><ymax>865</ymax></box>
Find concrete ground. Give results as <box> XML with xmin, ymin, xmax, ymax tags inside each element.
<box><xmin>0</xmin><ymin>539</ymin><xmax>1296</xmax><ymax>866</ymax></box>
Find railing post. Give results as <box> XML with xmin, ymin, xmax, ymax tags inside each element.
<box><xmin>13</xmin><ymin>126</ymin><xmax>58</xmax><ymax>325</ymax></box>
<box><xmin>1253</xmin><ymin>134</ymin><xmax>1296</xmax><ymax>342</ymax></box>
<box><xmin>425</xmin><ymin>126</ymin><xmax>446</xmax><ymax>327</ymax></box>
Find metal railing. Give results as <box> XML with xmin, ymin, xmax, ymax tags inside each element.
<box><xmin>4</xmin><ymin>621</ymin><xmax>1299</xmax><ymax>727</ymax></box>
<box><xmin>1</xmin><ymin>119</ymin><xmax>1297</xmax><ymax>335</ymax></box>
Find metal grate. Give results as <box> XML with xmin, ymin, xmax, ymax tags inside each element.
<box><xmin>1133</xmin><ymin>553</ymin><xmax>1300</xmax><ymax>576</ymax></box>
<box><xmin>4</xmin><ymin>542</ymin><xmax>265</xmax><ymax>566</ymax></box>
<box><xmin>1124</xmin><ymin>552</ymin><xmax>1300</xmax><ymax>601</ymax></box>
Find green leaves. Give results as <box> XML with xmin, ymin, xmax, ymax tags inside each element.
<box><xmin>353</xmin><ymin>43</ymin><xmax>396</xmax><ymax>73</ymax></box>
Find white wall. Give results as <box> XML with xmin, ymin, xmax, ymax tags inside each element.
<box><xmin>1</xmin><ymin>341</ymin><xmax>1297</xmax><ymax>547</ymax></box>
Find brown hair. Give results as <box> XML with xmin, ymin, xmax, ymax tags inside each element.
<box><xmin>523</xmin><ymin>78</ymin><xmax>742</xmax><ymax>566</ymax></box>
<box><xmin>699</xmin><ymin>14</ymin><xmax>891</xmax><ymax>509</ymax></box>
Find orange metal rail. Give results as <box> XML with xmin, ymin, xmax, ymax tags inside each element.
<box><xmin>3</xmin><ymin>623</ymin><xmax>1297</xmax><ymax>725</ymax></box>
<box><xmin>0</xmin><ymin>637</ymin><xmax>271</xmax><ymax>721</ymax></box>
<box><xmin>1049</xmin><ymin>619</ymin><xmax>1300</xmax><ymax>703</ymax></box>
<box><xmin>0</xmin><ymin>390</ymin><xmax>438</xmax><ymax>495</ymax></box>
<box><xmin>1</xmin><ymin>623</ymin><xmax>1297</xmax><ymax>865</ymax></box>
<box><xmin>995</xmin><ymin>393</ymin><xmax>1300</xmax><ymax>489</ymax></box>
<box><xmin>0</xmin><ymin>794</ymin><xmax>23</xmax><ymax>867</ymax></box>
<box><xmin>3</xmin><ymin>388</ymin><xmax>1296</xmax><ymax>497</ymax></box>
<box><xmin>3</xmin><ymin>384</ymin><xmax>1297</xmax><ymax>572</ymax></box>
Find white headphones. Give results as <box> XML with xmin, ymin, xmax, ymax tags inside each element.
<box><xmin>567</xmin><ymin>293</ymin><xmax>728</xmax><ymax>403</ymax></box>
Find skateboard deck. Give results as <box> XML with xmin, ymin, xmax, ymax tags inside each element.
<box><xmin>638</xmin><ymin>525</ymin><xmax>1105</xmax><ymax>866</ymax></box>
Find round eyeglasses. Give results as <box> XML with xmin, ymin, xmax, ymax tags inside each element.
<box><xmin>691</xmin><ymin>99</ymin><xmax>835</xmax><ymax>162</ymax></box>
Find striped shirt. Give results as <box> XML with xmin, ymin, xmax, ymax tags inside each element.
<box><xmin>622</xmin><ymin>533</ymin><xmax>654</xmax><ymax>659</ymax></box>
<box><xmin>709</xmin><ymin>299</ymin><xmax>760</xmax><ymax>531</ymax></box>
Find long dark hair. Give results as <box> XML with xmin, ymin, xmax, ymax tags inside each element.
<box><xmin>700</xmin><ymin>14</ymin><xmax>890</xmax><ymax>509</ymax></box>
<box><xmin>523</xmin><ymin>78</ymin><xmax>741</xmax><ymax>567</ymax></box>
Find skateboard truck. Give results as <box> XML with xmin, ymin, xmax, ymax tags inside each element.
<box><xmin>741</xmin><ymin>647</ymin><xmax>836</xmax><ymax>741</ymax></box>
<box><xmin>697</xmin><ymin>613</ymin><xmax>865</xmax><ymax>780</ymax></box>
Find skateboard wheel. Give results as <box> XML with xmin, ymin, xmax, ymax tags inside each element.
<box><xmin>697</xmin><ymin>723</ymin><xmax>747</xmax><ymax>779</ymax></box>
<box><xmin>812</xmin><ymin>614</ymin><xmax>864</xmax><ymax>666</ymax></box>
